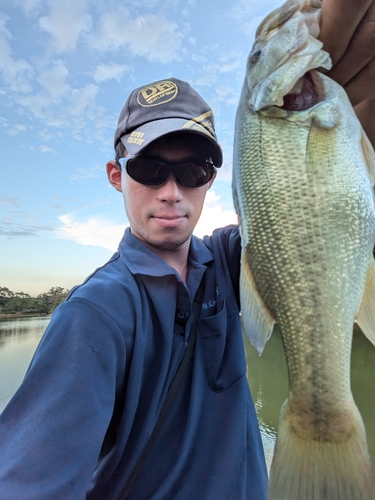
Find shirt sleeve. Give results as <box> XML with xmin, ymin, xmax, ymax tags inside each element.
<box><xmin>203</xmin><ymin>225</ymin><xmax>242</xmax><ymax>306</ymax></box>
<box><xmin>0</xmin><ymin>298</ymin><xmax>127</xmax><ymax>500</ymax></box>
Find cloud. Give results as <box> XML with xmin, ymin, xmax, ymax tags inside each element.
<box><xmin>226</xmin><ymin>0</ymin><xmax>276</xmax><ymax>39</ymax></box>
<box><xmin>0</xmin><ymin>221</ymin><xmax>54</xmax><ymax>238</ymax></box>
<box><xmin>67</xmin><ymin>83</ymin><xmax>99</xmax><ymax>118</ymax></box>
<box><xmin>216</xmin><ymin>155</ymin><xmax>234</xmax><ymax>184</ymax></box>
<box><xmin>0</xmin><ymin>14</ymin><xmax>108</xmax><ymax>142</ymax></box>
<box><xmin>92</xmin><ymin>8</ymin><xmax>183</xmax><ymax>63</ymax></box>
<box><xmin>0</xmin><ymin>16</ymin><xmax>33</xmax><ymax>92</ymax></box>
<box><xmin>69</xmin><ymin>164</ymin><xmax>103</xmax><ymax>180</ymax></box>
<box><xmin>192</xmin><ymin>49</ymin><xmax>245</xmax><ymax>96</ymax></box>
<box><xmin>39</xmin><ymin>0</ymin><xmax>92</xmax><ymax>53</ymax></box>
<box><xmin>215</xmin><ymin>83</ymin><xmax>238</xmax><ymax>106</ymax></box>
<box><xmin>39</xmin><ymin>145</ymin><xmax>56</xmax><ymax>153</ymax></box>
<box><xmin>7</xmin><ymin>124</ymin><xmax>27</xmax><ymax>136</ymax></box>
<box><xmin>16</xmin><ymin>93</ymin><xmax>62</xmax><ymax>124</ymax></box>
<box><xmin>194</xmin><ymin>189</ymin><xmax>237</xmax><ymax>238</ymax></box>
<box><xmin>0</xmin><ymin>197</ymin><xmax>19</xmax><ymax>208</ymax></box>
<box><xmin>55</xmin><ymin>214</ymin><xmax>126</xmax><ymax>251</ymax></box>
<box><xmin>16</xmin><ymin>82</ymin><xmax>101</xmax><ymax>136</ymax></box>
<box><xmin>39</xmin><ymin>129</ymin><xmax>54</xmax><ymax>141</ymax></box>
<box><xmin>38</xmin><ymin>60</ymin><xmax>70</xmax><ymax>99</ymax></box>
<box><xmin>0</xmin><ymin>227</ymin><xmax>39</xmax><ymax>237</ymax></box>
<box><xmin>55</xmin><ymin>190</ymin><xmax>237</xmax><ymax>252</ymax></box>
<box><xmin>13</xmin><ymin>0</ymin><xmax>43</xmax><ymax>14</ymax></box>
<box><xmin>92</xmin><ymin>63</ymin><xmax>131</xmax><ymax>83</ymax></box>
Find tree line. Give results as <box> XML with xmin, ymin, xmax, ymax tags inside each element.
<box><xmin>0</xmin><ymin>286</ymin><xmax>70</xmax><ymax>315</ymax></box>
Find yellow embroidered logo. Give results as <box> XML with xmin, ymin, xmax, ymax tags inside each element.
<box><xmin>127</xmin><ymin>131</ymin><xmax>145</xmax><ymax>146</ymax></box>
<box><xmin>182</xmin><ymin>110</ymin><xmax>216</xmax><ymax>139</ymax></box>
<box><xmin>137</xmin><ymin>80</ymin><xmax>178</xmax><ymax>107</ymax></box>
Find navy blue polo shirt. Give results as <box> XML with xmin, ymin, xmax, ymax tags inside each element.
<box><xmin>0</xmin><ymin>226</ymin><xmax>267</xmax><ymax>499</ymax></box>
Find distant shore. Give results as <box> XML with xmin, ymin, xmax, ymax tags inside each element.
<box><xmin>0</xmin><ymin>313</ymin><xmax>51</xmax><ymax>320</ymax></box>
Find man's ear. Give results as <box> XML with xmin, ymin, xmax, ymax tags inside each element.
<box><xmin>106</xmin><ymin>161</ymin><xmax>122</xmax><ymax>192</ymax></box>
<box><xmin>207</xmin><ymin>169</ymin><xmax>217</xmax><ymax>189</ymax></box>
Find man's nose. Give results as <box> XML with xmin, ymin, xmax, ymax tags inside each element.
<box><xmin>156</xmin><ymin>172</ymin><xmax>183</xmax><ymax>201</ymax></box>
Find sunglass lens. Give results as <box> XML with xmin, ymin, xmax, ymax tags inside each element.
<box><xmin>177</xmin><ymin>162</ymin><xmax>214</xmax><ymax>187</ymax></box>
<box><xmin>127</xmin><ymin>158</ymin><xmax>168</xmax><ymax>185</ymax></box>
<box><xmin>126</xmin><ymin>158</ymin><xmax>214</xmax><ymax>187</ymax></box>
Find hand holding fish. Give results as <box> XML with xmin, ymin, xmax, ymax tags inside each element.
<box><xmin>319</xmin><ymin>0</ymin><xmax>375</xmax><ymax>145</ymax></box>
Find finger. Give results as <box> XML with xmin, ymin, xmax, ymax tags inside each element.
<box><xmin>344</xmin><ymin>57</ymin><xmax>375</xmax><ymax>106</ymax></box>
<box><xmin>319</xmin><ymin>0</ymin><xmax>373</xmax><ymax>65</ymax></box>
<box><xmin>326</xmin><ymin>2</ymin><xmax>375</xmax><ymax>86</ymax></box>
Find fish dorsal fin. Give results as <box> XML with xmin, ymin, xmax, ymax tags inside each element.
<box><xmin>240</xmin><ymin>253</ymin><xmax>275</xmax><ymax>354</ymax></box>
<box><xmin>356</xmin><ymin>262</ymin><xmax>375</xmax><ymax>346</ymax></box>
<box><xmin>361</xmin><ymin>130</ymin><xmax>375</xmax><ymax>186</ymax></box>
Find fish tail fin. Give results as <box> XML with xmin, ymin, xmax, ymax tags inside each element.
<box><xmin>268</xmin><ymin>400</ymin><xmax>375</xmax><ymax>500</ymax></box>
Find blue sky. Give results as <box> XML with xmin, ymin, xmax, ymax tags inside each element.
<box><xmin>0</xmin><ymin>0</ymin><xmax>279</xmax><ymax>296</ymax></box>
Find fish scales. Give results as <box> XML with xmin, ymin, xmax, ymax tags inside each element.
<box><xmin>236</xmin><ymin>103</ymin><xmax>369</xmax><ymax>406</ymax></box>
<box><xmin>233</xmin><ymin>0</ymin><xmax>375</xmax><ymax>498</ymax></box>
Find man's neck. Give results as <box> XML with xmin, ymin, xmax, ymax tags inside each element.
<box><xmin>151</xmin><ymin>245</ymin><xmax>189</xmax><ymax>283</ymax></box>
<box><xmin>137</xmin><ymin>236</ymin><xmax>189</xmax><ymax>283</ymax></box>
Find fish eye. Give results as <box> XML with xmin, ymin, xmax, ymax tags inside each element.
<box><xmin>249</xmin><ymin>50</ymin><xmax>262</xmax><ymax>65</ymax></box>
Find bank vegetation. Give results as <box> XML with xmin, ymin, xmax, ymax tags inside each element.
<box><xmin>0</xmin><ymin>287</ymin><xmax>69</xmax><ymax>316</ymax></box>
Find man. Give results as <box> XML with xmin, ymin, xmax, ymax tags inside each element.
<box><xmin>0</xmin><ymin>77</ymin><xmax>268</xmax><ymax>499</ymax></box>
<box><xmin>1</xmin><ymin>2</ymin><xmax>375</xmax><ymax>497</ymax></box>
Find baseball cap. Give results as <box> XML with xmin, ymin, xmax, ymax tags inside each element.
<box><xmin>114</xmin><ymin>78</ymin><xmax>223</xmax><ymax>168</ymax></box>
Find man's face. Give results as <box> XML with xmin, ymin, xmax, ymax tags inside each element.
<box><xmin>108</xmin><ymin>134</ymin><xmax>216</xmax><ymax>255</ymax></box>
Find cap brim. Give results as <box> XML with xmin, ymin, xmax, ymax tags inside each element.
<box><xmin>121</xmin><ymin>118</ymin><xmax>223</xmax><ymax>167</ymax></box>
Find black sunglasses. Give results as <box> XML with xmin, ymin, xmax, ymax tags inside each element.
<box><xmin>119</xmin><ymin>156</ymin><xmax>216</xmax><ymax>188</ymax></box>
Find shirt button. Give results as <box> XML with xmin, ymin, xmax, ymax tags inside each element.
<box><xmin>176</xmin><ymin>310</ymin><xmax>185</xmax><ymax>320</ymax></box>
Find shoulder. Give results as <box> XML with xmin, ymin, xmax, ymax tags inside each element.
<box><xmin>199</xmin><ymin>225</ymin><xmax>241</xmax><ymax>304</ymax></box>
<box><xmin>68</xmin><ymin>251</ymin><xmax>136</xmax><ymax>303</ymax></box>
<box><xmin>52</xmin><ymin>249</ymin><xmax>140</xmax><ymax>340</ymax></box>
<box><xmin>202</xmin><ymin>224</ymin><xmax>241</xmax><ymax>258</ymax></box>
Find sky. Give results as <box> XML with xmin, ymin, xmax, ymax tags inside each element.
<box><xmin>0</xmin><ymin>0</ymin><xmax>280</xmax><ymax>296</ymax></box>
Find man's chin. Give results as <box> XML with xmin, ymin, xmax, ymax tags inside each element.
<box><xmin>147</xmin><ymin>233</ymin><xmax>192</xmax><ymax>252</ymax></box>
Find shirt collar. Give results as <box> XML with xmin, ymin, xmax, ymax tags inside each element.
<box><xmin>118</xmin><ymin>227</ymin><xmax>213</xmax><ymax>277</ymax></box>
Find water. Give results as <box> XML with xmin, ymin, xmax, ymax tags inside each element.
<box><xmin>0</xmin><ymin>316</ymin><xmax>51</xmax><ymax>413</ymax></box>
<box><xmin>1</xmin><ymin>316</ymin><xmax>375</xmax><ymax>470</ymax></box>
<box><xmin>245</xmin><ymin>324</ymin><xmax>375</xmax><ymax>469</ymax></box>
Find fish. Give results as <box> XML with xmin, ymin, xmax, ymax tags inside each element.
<box><xmin>232</xmin><ymin>0</ymin><xmax>375</xmax><ymax>499</ymax></box>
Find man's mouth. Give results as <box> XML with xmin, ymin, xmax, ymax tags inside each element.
<box><xmin>151</xmin><ymin>214</ymin><xmax>187</xmax><ymax>227</ymax></box>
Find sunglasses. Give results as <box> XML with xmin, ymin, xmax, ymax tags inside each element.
<box><xmin>119</xmin><ymin>156</ymin><xmax>216</xmax><ymax>188</ymax></box>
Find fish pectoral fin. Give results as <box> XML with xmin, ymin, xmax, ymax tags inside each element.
<box><xmin>356</xmin><ymin>262</ymin><xmax>375</xmax><ymax>346</ymax></box>
<box><xmin>240</xmin><ymin>254</ymin><xmax>275</xmax><ymax>355</ymax></box>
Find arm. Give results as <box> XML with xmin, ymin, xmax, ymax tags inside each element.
<box><xmin>203</xmin><ymin>225</ymin><xmax>242</xmax><ymax>306</ymax></box>
<box><xmin>318</xmin><ymin>0</ymin><xmax>375</xmax><ymax>146</ymax></box>
<box><xmin>0</xmin><ymin>299</ymin><xmax>126</xmax><ymax>500</ymax></box>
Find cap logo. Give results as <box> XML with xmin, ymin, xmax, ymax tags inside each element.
<box><xmin>127</xmin><ymin>131</ymin><xmax>145</xmax><ymax>147</ymax></box>
<box><xmin>137</xmin><ymin>80</ymin><xmax>178</xmax><ymax>107</ymax></box>
<box><xmin>182</xmin><ymin>110</ymin><xmax>216</xmax><ymax>139</ymax></box>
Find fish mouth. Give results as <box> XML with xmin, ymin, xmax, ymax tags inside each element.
<box><xmin>281</xmin><ymin>71</ymin><xmax>318</xmax><ymax>111</ymax></box>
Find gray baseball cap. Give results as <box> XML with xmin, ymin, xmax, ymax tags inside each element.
<box><xmin>114</xmin><ymin>77</ymin><xmax>223</xmax><ymax>167</ymax></box>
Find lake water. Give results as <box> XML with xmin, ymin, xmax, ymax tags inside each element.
<box><xmin>0</xmin><ymin>316</ymin><xmax>51</xmax><ymax>413</ymax></box>
<box><xmin>1</xmin><ymin>316</ymin><xmax>375</xmax><ymax>470</ymax></box>
<box><xmin>245</xmin><ymin>324</ymin><xmax>375</xmax><ymax>468</ymax></box>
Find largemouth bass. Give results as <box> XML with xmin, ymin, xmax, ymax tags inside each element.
<box><xmin>232</xmin><ymin>0</ymin><xmax>375</xmax><ymax>499</ymax></box>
